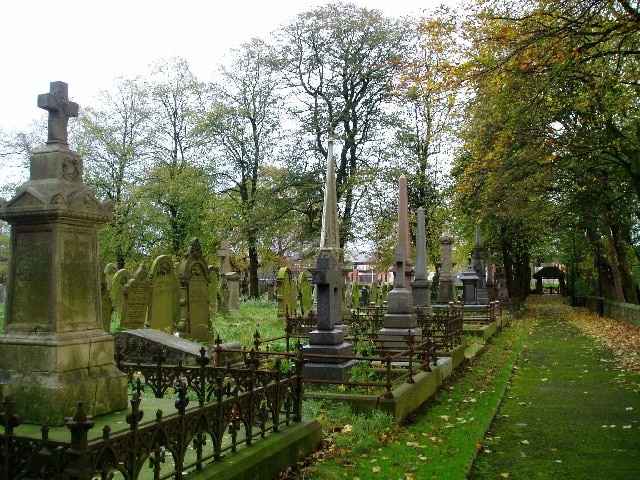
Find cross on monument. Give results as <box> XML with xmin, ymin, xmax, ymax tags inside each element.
<box><xmin>38</xmin><ymin>81</ymin><xmax>78</xmax><ymax>144</ymax></box>
<box><xmin>312</xmin><ymin>255</ymin><xmax>343</xmax><ymax>330</ymax></box>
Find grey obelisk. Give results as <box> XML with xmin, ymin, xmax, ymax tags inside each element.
<box><xmin>412</xmin><ymin>207</ymin><xmax>432</xmax><ymax>312</ymax></box>
<box><xmin>397</xmin><ymin>175</ymin><xmax>414</xmax><ymax>291</ymax></box>
<box><xmin>313</xmin><ymin>136</ymin><xmax>350</xmax><ymax>323</ymax></box>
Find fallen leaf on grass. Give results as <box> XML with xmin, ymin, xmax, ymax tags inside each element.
<box><xmin>520</xmin><ymin>439</ymin><xmax>530</xmax><ymax>445</ymax></box>
<box><xmin>500</xmin><ymin>473</ymin><xmax>510</xmax><ymax>478</ymax></box>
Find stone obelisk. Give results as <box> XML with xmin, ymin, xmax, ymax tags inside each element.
<box><xmin>412</xmin><ymin>207</ymin><xmax>432</xmax><ymax>313</ymax></box>
<box><xmin>397</xmin><ymin>175</ymin><xmax>414</xmax><ymax>291</ymax></box>
<box><xmin>313</xmin><ymin>136</ymin><xmax>350</xmax><ymax>323</ymax></box>
<box><xmin>0</xmin><ymin>82</ymin><xmax>128</xmax><ymax>425</ymax></box>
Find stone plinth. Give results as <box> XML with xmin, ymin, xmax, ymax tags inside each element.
<box><xmin>0</xmin><ymin>82</ymin><xmax>127</xmax><ymax>425</ymax></box>
<box><xmin>303</xmin><ymin>255</ymin><xmax>356</xmax><ymax>381</ymax></box>
<box><xmin>380</xmin><ymin>246</ymin><xmax>421</xmax><ymax>346</ymax></box>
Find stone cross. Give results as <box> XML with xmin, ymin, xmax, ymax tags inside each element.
<box><xmin>312</xmin><ymin>255</ymin><xmax>343</xmax><ymax>330</ymax></box>
<box><xmin>37</xmin><ymin>81</ymin><xmax>79</xmax><ymax>145</ymax></box>
<box><xmin>217</xmin><ymin>239</ymin><xmax>232</xmax><ymax>275</ymax></box>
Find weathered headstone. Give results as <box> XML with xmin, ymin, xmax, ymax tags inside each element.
<box><xmin>208</xmin><ymin>265</ymin><xmax>219</xmax><ymax>315</ymax></box>
<box><xmin>313</xmin><ymin>136</ymin><xmax>350</xmax><ymax>324</ymax></box>
<box><xmin>218</xmin><ymin>276</ymin><xmax>230</xmax><ymax>315</ymax></box>
<box><xmin>436</xmin><ymin>233</ymin><xmax>456</xmax><ymax>303</ymax></box>
<box><xmin>217</xmin><ymin>239</ymin><xmax>233</xmax><ymax>275</ymax></box>
<box><xmin>100</xmin><ymin>270</ymin><xmax>113</xmax><ymax>332</ymax></box>
<box><xmin>122</xmin><ymin>264</ymin><xmax>151</xmax><ymax>330</ymax></box>
<box><xmin>177</xmin><ymin>238</ymin><xmax>213</xmax><ymax>342</ymax></box>
<box><xmin>104</xmin><ymin>263</ymin><xmax>118</xmax><ymax>292</ymax></box>
<box><xmin>298</xmin><ymin>270</ymin><xmax>313</xmax><ymax>316</ymax></box>
<box><xmin>148</xmin><ymin>255</ymin><xmax>176</xmax><ymax>333</ymax></box>
<box><xmin>266</xmin><ymin>279</ymin><xmax>275</xmax><ymax>301</ymax></box>
<box><xmin>303</xmin><ymin>255</ymin><xmax>357</xmax><ymax>381</ymax></box>
<box><xmin>277</xmin><ymin>266</ymin><xmax>296</xmax><ymax>317</ymax></box>
<box><xmin>225</xmin><ymin>271</ymin><xmax>241</xmax><ymax>311</ymax></box>
<box><xmin>0</xmin><ymin>81</ymin><xmax>127</xmax><ymax>425</ymax></box>
<box><xmin>110</xmin><ymin>268</ymin><xmax>130</xmax><ymax>317</ymax></box>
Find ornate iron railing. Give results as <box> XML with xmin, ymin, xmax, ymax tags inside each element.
<box><xmin>418</xmin><ymin>302</ymin><xmax>464</xmax><ymax>351</ymax></box>
<box><xmin>0</xmin><ymin>354</ymin><xmax>303</xmax><ymax>480</ymax></box>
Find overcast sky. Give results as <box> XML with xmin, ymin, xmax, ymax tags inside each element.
<box><xmin>0</xmin><ymin>0</ymin><xmax>439</xmax><ymax>134</ymax></box>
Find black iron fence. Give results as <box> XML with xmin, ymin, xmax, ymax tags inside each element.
<box><xmin>0</xmin><ymin>352</ymin><xmax>303</xmax><ymax>480</ymax></box>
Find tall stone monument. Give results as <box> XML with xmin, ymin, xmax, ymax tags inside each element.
<box><xmin>412</xmin><ymin>207</ymin><xmax>432</xmax><ymax>312</ymax></box>
<box><xmin>313</xmin><ymin>136</ymin><xmax>349</xmax><ymax>323</ymax></box>
<box><xmin>436</xmin><ymin>232</ymin><xmax>456</xmax><ymax>303</ymax></box>
<box><xmin>0</xmin><ymin>81</ymin><xmax>128</xmax><ymax>425</ymax></box>
<box><xmin>396</xmin><ymin>175</ymin><xmax>414</xmax><ymax>291</ymax></box>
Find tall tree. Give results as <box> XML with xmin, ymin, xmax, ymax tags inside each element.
<box><xmin>143</xmin><ymin>57</ymin><xmax>213</xmax><ymax>257</ymax></box>
<box><xmin>200</xmin><ymin>39</ymin><xmax>281</xmax><ymax>298</ymax></box>
<box><xmin>74</xmin><ymin>77</ymin><xmax>151</xmax><ymax>268</ymax></box>
<box><xmin>275</xmin><ymin>2</ymin><xmax>413</xmax><ymax>247</ymax></box>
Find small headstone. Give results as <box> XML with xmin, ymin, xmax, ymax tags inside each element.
<box><xmin>218</xmin><ymin>276</ymin><xmax>229</xmax><ymax>314</ymax></box>
<box><xmin>217</xmin><ymin>239</ymin><xmax>233</xmax><ymax>275</ymax></box>
<box><xmin>100</xmin><ymin>270</ymin><xmax>113</xmax><ymax>332</ymax></box>
<box><xmin>104</xmin><ymin>263</ymin><xmax>118</xmax><ymax>292</ymax></box>
<box><xmin>177</xmin><ymin>238</ymin><xmax>213</xmax><ymax>342</ymax></box>
<box><xmin>122</xmin><ymin>264</ymin><xmax>151</xmax><ymax>330</ymax></box>
<box><xmin>110</xmin><ymin>268</ymin><xmax>131</xmax><ymax>317</ymax></box>
<box><xmin>277</xmin><ymin>266</ymin><xmax>296</xmax><ymax>316</ymax></box>
<box><xmin>298</xmin><ymin>271</ymin><xmax>312</xmax><ymax>315</ymax></box>
<box><xmin>148</xmin><ymin>255</ymin><xmax>176</xmax><ymax>333</ymax></box>
<box><xmin>225</xmin><ymin>271</ymin><xmax>241</xmax><ymax>311</ymax></box>
<box><xmin>208</xmin><ymin>266</ymin><xmax>219</xmax><ymax>315</ymax></box>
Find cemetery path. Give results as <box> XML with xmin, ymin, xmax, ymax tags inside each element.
<box><xmin>469</xmin><ymin>296</ymin><xmax>640</xmax><ymax>479</ymax></box>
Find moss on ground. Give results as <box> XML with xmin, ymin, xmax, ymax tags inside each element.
<box><xmin>470</xmin><ymin>296</ymin><xmax>640</xmax><ymax>479</ymax></box>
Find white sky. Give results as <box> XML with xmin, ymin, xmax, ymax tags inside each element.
<box><xmin>0</xmin><ymin>0</ymin><xmax>439</xmax><ymax>133</ymax></box>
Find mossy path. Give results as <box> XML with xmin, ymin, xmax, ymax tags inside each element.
<box><xmin>470</xmin><ymin>296</ymin><xmax>640</xmax><ymax>479</ymax></box>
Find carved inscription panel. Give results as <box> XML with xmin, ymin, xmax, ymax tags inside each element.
<box><xmin>61</xmin><ymin>231</ymin><xmax>95</xmax><ymax>325</ymax></box>
<box><xmin>9</xmin><ymin>230</ymin><xmax>52</xmax><ymax>329</ymax></box>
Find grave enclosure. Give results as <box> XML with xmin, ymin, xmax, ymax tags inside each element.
<box><xmin>0</xmin><ymin>81</ymin><xmax>514</xmax><ymax>480</ymax></box>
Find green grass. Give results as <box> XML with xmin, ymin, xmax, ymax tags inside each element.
<box><xmin>469</xmin><ymin>298</ymin><xmax>640</xmax><ymax>479</ymax></box>
<box><xmin>211</xmin><ymin>298</ymin><xmax>283</xmax><ymax>348</ymax></box>
<box><xmin>288</xmin><ymin>309</ymin><xmax>531</xmax><ymax>479</ymax></box>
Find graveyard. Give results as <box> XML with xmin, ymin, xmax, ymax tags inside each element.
<box><xmin>0</xmin><ymin>75</ymin><xmax>638</xmax><ymax>479</ymax></box>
